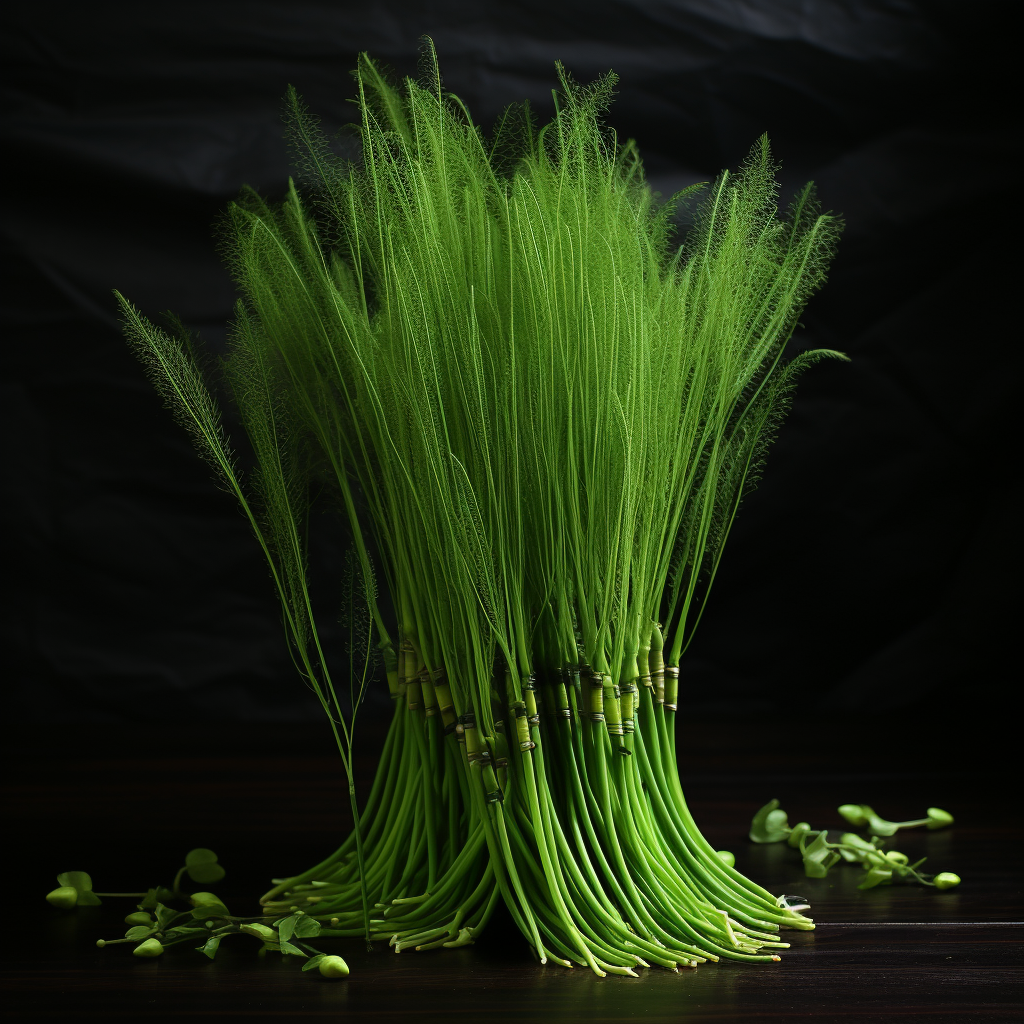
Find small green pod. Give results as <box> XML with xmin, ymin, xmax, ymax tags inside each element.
<box><xmin>319</xmin><ymin>954</ymin><xmax>350</xmax><ymax>977</ymax></box>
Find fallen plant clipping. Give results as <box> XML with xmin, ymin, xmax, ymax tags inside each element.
<box><xmin>50</xmin><ymin>39</ymin><xmax>861</xmax><ymax>976</ymax></box>
<box><xmin>742</xmin><ymin>801</ymin><xmax>960</xmax><ymax>889</ymax></box>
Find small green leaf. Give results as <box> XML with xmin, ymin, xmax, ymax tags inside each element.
<box><xmin>858</xmin><ymin>866</ymin><xmax>893</xmax><ymax>889</ymax></box>
<box><xmin>301</xmin><ymin>954</ymin><xmax>327</xmax><ymax>972</ymax></box>
<box><xmin>293</xmin><ymin>915</ymin><xmax>321</xmax><ymax>939</ymax></box>
<box><xmin>76</xmin><ymin>891</ymin><xmax>102</xmax><ymax>906</ymax></box>
<box><xmin>46</xmin><ymin>886</ymin><xmax>79</xmax><ymax>910</ymax></box>
<box><xmin>125</xmin><ymin>912</ymin><xmax>153</xmax><ymax>927</ymax></box>
<box><xmin>190</xmin><ymin>891</ymin><xmax>227</xmax><ymax>908</ymax></box>
<box><xmin>276</xmin><ymin>915</ymin><xmax>297</xmax><ymax>943</ymax></box>
<box><xmin>240</xmin><ymin>923</ymin><xmax>276</xmax><ymax>942</ymax></box>
<box><xmin>279</xmin><ymin>939</ymin><xmax>306</xmax><ymax>956</ymax></box>
<box><xmin>154</xmin><ymin>903</ymin><xmax>179</xmax><ymax>929</ymax></box>
<box><xmin>190</xmin><ymin>903</ymin><xmax>229</xmax><ymax>920</ymax></box>
<box><xmin>185</xmin><ymin>849</ymin><xmax>219</xmax><ymax>867</ymax></box>
<box><xmin>184</xmin><ymin>850</ymin><xmax>225</xmax><ymax>884</ymax></box>
<box><xmin>197</xmin><ymin>935</ymin><xmax>222</xmax><ymax>960</ymax></box>
<box><xmin>187</xmin><ymin>863</ymin><xmax>226</xmax><ymax>884</ymax></box>
<box><xmin>125</xmin><ymin>925</ymin><xmax>153</xmax><ymax>940</ymax></box>
<box><xmin>57</xmin><ymin>871</ymin><xmax>93</xmax><ymax>892</ymax></box>
<box><xmin>139</xmin><ymin>888</ymin><xmax>174</xmax><ymax>910</ymax></box>
<box><xmin>749</xmin><ymin>800</ymin><xmax>791</xmax><ymax>843</ymax></box>
<box><xmin>189</xmin><ymin>892</ymin><xmax>229</xmax><ymax>919</ymax></box>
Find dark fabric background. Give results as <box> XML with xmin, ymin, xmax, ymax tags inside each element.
<box><xmin>2</xmin><ymin>2</ymin><xmax>1017</xmax><ymax>734</ymax></box>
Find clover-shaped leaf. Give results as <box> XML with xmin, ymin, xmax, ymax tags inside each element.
<box><xmin>185</xmin><ymin>849</ymin><xmax>225</xmax><ymax>884</ymax></box>
<box><xmin>749</xmin><ymin>799</ymin><xmax>791</xmax><ymax>843</ymax></box>
<box><xmin>55</xmin><ymin>871</ymin><xmax>101</xmax><ymax>906</ymax></box>
<box><xmin>197</xmin><ymin>935</ymin><xmax>222</xmax><ymax>960</ymax></box>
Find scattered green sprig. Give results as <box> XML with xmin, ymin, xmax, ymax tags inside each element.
<box><xmin>750</xmin><ymin>800</ymin><xmax>960</xmax><ymax>889</ymax></box>
<box><xmin>45</xmin><ymin>848</ymin><xmax>348</xmax><ymax>977</ymax></box>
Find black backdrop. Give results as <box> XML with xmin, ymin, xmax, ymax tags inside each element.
<box><xmin>3</xmin><ymin>2</ymin><xmax>1017</xmax><ymax>740</ymax></box>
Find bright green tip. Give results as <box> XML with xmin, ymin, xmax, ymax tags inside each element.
<box><xmin>934</xmin><ymin>872</ymin><xmax>960</xmax><ymax>890</ymax></box>
<box><xmin>133</xmin><ymin>938</ymin><xmax>164</xmax><ymax>958</ymax></box>
<box><xmin>837</xmin><ymin>804</ymin><xmax>868</xmax><ymax>827</ymax></box>
<box><xmin>926</xmin><ymin>807</ymin><xmax>954</xmax><ymax>829</ymax></box>
<box><xmin>715</xmin><ymin>850</ymin><xmax>735</xmax><ymax>867</ymax></box>
<box><xmin>319</xmin><ymin>955</ymin><xmax>350</xmax><ymax>977</ymax></box>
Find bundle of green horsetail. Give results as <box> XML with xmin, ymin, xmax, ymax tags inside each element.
<box><xmin>89</xmin><ymin>39</ymin><xmax>845</xmax><ymax>975</ymax></box>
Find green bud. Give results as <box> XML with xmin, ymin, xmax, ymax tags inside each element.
<box><xmin>787</xmin><ymin>822</ymin><xmax>812</xmax><ymax>848</ymax></box>
<box><xmin>933</xmin><ymin>872</ymin><xmax>960</xmax><ymax>890</ymax></box>
<box><xmin>926</xmin><ymin>808</ymin><xmax>954</xmax><ymax>830</ymax></box>
<box><xmin>715</xmin><ymin>850</ymin><xmax>735</xmax><ymax>867</ymax></box>
<box><xmin>837</xmin><ymin>804</ymin><xmax>868</xmax><ymax>827</ymax></box>
<box><xmin>125</xmin><ymin>912</ymin><xmax>153</xmax><ymax>926</ymax></box>
<box><xmin>46</xmin><ymin>886</ymin><xmax>79</xmax><ymax>910</ymax></box>
<box><xmin>749</xmin><ymin>799</ymin><xmax>791</xmax><ymax>843</ymax></box>
<box><xmin>133</xmin><ymin>938</ymin><xmax>164</xmax><ymax>958</ymax></box>
<box><xmin>840</xmin><ymin>833</ymin><xmax>876</xmax><ymax>852</ymax></box>
<box><xmin>318</xmin><ymin>955</ymin><xmax>350</xmax><ymax>978</ymax></box>
<box><xmin>885</xmin><ymin>851</ymin><xmax>908</xmax><ymax>865</ymax></box>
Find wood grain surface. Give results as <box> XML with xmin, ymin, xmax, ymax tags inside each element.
<box><xmin>4</xmin><ymin>720</ymin><xmax>1020</xmax><ymax>1022</ymax></box>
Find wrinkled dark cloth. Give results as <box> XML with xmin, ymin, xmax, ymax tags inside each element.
<box><xmin>2</xmin><ymin>2</ymin><xmax>1016</xmax><ymax>726</ymax></box>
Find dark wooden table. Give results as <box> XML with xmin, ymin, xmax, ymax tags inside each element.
<box><xmin>4</xmin><ymin>720</ymin><xmax>1020</xmax><ymax>1022</ymax></box>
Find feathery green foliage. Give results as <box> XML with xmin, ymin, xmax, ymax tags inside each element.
<box><xmin>107</xmin><ymin>38</ymin><xmax>842</xmax><ymax>974</ymax></box>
